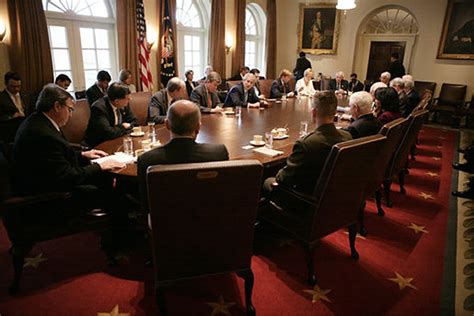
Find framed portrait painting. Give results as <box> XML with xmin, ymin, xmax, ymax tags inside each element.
<box><xmin>297</xmin><ymin>3</ymin><xmax>341</xmax><ymax>55</ymax></box>
<box><xmin>437</xmin><ymin>0</ymin><xmax>474</xmax><ymax>60</ymax></box>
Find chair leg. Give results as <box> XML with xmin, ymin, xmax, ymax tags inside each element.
<box><xmin>399</xmin><ymin>171</ymin><xmax>406</xmax><ymax>194</ymax></box>
<box><xmin>384</xmin><ymin>179</ymin><xmax>393</xmax><ymax>208</ymax></box>
<box><xmin>410</xmin><ymin>144</ymin><xmax>417</xmax><ymax>161</ymax></box>
<box><xmin>236</xmin><ymin>269</ymin><xmax>256</xmax><ymax>316</ymax></box>
<box><xmin>303</xmin><ymin>243</ymin><xmax>317</xmax><ymax>286</ymax></box>
<box><xmin>348</xmin><ymin>224</ymin><xmax>359</xmax><ymax>260</ymax></box>
<box><xmin>156</xmin><ymin>286</ymin><xmax>168</xmax><ymax>316</ymax></box>
<box><xmin>375</xmin><ymin>189</ymin><xmax>385</xmax><ymax>216</ymax></box>
<box><xmin>358</xmin><ymin>201</ymin><xmax>367</xmax><ymax>237</ymax></box>
<box><xmin>9</xmin><ymin>242</ymin><xmax>33</xmax><ymax>295</ymax></box>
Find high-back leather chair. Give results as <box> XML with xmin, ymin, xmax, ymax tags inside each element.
<box><xmin>147</xmin><ymin>160</ymin><xmax>263</xmax><ymax>315</ymax></box>
<box><xmin>0</xmin><ymin>116</ymin><xmax>25</xmax><ymax>161</ymax></box>
<box><xmin>129</xmin><ymin>91</ymin><xmax>152</xmax><ymax>126</ymax></box>
<box><xmin>383</xmin><ymin>110</ymin><xmax>429</xmax><ymax>207</ymax></box>
<box><xmin>226</xmin><ymin>80</ymin><xmax>240</xmax><ymax>90</ymax></box>
<box><xmin>259</xmin><ymin>79</ymin><xmax>273</xmax><ymax>98</ymax></box>
<box><xmin>259</xmin><ymin>135</ymin><xmax>386</xmax><ymax>285</ymax></box>
<box><xmin>432</xmin><ymin>83</ymin><xmax>467</xmax><ymax>125</ymax></box>
<box><xmin>464</xmin><ymin>95</ymin><xmax>474</xmax><ymax>128</ymax></box>
<box><xmin>320</xmin><ymin>77</ymin><xmax>331</xmax><ymax>90</ymax></box>
<box><xmin>61</xmin><ymin>99</ymin><xmax>90</xmax><ymax>146</ymax></box>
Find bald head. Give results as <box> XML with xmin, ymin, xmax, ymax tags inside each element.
<box><xmin>166</xmin><ymin>100</ymin><xmax>201</xmax><ymax>137</ymax></box>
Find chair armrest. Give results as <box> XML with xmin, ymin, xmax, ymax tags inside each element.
<box><xmin>271</xmin><ymin>182</ymin><xmax>316</xmax><ymax>205</ymax></box>
<box><xmin>268</xmin><ymin>182</ymin><xmax>316</xmax><ymax>214</ymax></box>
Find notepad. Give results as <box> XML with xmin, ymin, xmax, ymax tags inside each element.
<box><xmin>253</xmin><ymin>147</ymin><xmax>284</xmax><ymax>157</ymax></box>
<box><xmin>92</xmin><ymin>152</ymin><xmax>136</xmax><ymax>164</ymax></box>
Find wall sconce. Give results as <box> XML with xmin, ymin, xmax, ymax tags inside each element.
<box><xmin>0</xmin><ymin>21</ymin><xmax>6</xmax><ymax>42</ymax></box>
<box><xmin>225</xmin><ymin>34</ymin><xmax>233</xmax><ymax>54</ymax></box>
<box><xmin>146</xmin><ymin>28</ymin><xmax>157</xmax><ymax>51</ymax></box>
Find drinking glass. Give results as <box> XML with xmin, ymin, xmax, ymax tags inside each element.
<box><xmin>235</xmin><ymin>105</ymin><xmax>242</xmax><ymax>117</ymax></box>
<box><xmin>265</xmin><ymin>132</ymin><xmax>273</xmax><ymax>149</ymax></box>
<box><xmin>123</xmin><ymin>137</ymin><xmax>133</xmax><ymax>155</ymax></box>
<box><xmin>299</xmin><ymin>121</ymin><xmax>308</xmax><ymax>137</ymax></box>
<box><xmin>147</xmin><ymin>121</ymin><xmax>156</xmax><ymax>143</ymax></box>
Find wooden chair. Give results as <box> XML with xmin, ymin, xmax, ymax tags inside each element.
<box><xmin>129</xmin><ymin>91</ymin><xmax>152</xmax><ymax>126</ymax></box>
<box><xmin>431</xmin><ymin>83</ymin><xmax>467</xmax><ymax>126</ymax></box>
<box><xmin>321</xmin><ymin>77</ymin><xmax>331</xmax><ymax>90</ymax></box>
<box><xmin>147</xmin><ymin>160</ymin><xmax>263</xmax><ymax>315</ymax></box>
<box><xmin>383</xmin><ymin>110</ymin><xmax>429</xmax><ymax>207</ymax></box>
<box><xmin>61</xmin><ymin>99</ymin><xmax>90</xmax><ymax>147</ymax></box>
<box><xmin>259</xmin><ymin>79</ymin><xmax>273</xmax><ymax>98</ymax></box>
<box><xmin>259</xmin><ymin>135</ymin><xmax>386</xmax><ymax>285</ymax></box>
<box><xmin>414</xmin><ymin>80</ymin><xmax>436</xmax><ymax>107</ymax></box>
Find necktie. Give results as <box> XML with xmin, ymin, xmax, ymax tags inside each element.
<box><xmin>115</xmin><ymin>109</ymin><xmax>122</xmax><ymax>125</ymax></box>
<box><xmin>207</xmin><ymin>91</ymin><xmax>212</xmax><ymax>108</ymax></box>
<box><xmin>14</xmin><ymin>94</ymin><xmax>24</xmax><ymax>115</ymax></box>
<box><xmin>282</xmin><ymin>81</ymin><xmax>286</xmax><ymax>94</ymax></box>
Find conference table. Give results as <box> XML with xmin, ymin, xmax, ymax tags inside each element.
<box><xmin>96</xmin><ymin>96</ymin><xmax>350</xmax><ymax>177</ymax></box>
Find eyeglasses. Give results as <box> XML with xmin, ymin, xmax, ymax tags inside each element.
<box><xmin>64</xmin><ymin>104</ymin><xmax>75</xmax><ymax>113</ymax></box>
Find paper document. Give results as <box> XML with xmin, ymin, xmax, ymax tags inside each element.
<box><xmin>253</xmin><ymin>147</ymin><xmax>284</xmax><ymax>157</ymax></box>
<box><xmin>92</xmin><ymin>152</ymin><xmax>136</xmax><ymax>164</ymax></box>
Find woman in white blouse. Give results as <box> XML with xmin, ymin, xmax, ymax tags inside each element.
<box><xmin>295</xmin><ymin>68</ymin><xmax>316</xmax><ymax>97</ymax></box>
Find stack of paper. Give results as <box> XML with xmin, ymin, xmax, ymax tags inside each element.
<box><xmin>253</xmin><ymin>147</ymin><xmax>284</xmax><ymax>157</ymax></box>
<box><xmin>92</xmin><ymin>152</ymin><xmax>136</xmax><ymax>164</ymax></box>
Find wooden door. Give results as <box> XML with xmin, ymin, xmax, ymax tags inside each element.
<box><xmin>366</xmin><ymin>41</ymin><xmax>406</xmax><ymax>82</ymax></box>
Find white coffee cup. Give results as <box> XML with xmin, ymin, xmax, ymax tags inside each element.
<box><xmin>253</xmin><ymin>135</ymin><xmax>263</xmax><ymax>143</ymax></box>
<box><xmin>133</xmin><ymin>126</ymin><xmax>141</xmax><ymax>134</ymax></box>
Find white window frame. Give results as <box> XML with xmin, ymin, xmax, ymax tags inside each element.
<box><xmin>245</xmin><ymin>3</ymin><xmax>266</xmax><ymax>76</ymax></box>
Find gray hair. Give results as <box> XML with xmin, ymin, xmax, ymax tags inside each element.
<box><xmin>303</xmin><ymin>68</ymin><xmax>313</xmax><ymax>78</ymax></box>
<box><xmin>166</xmin><ymin>77</ymin><xmax>185</xmax><ymax>93</ymax></box>
<box><xmin>403</xmin><ymin>75</ymin><xmax>415</xmax><ymax>89</ymax></box>
<box><xmin>390</xmin><ymin>77</ymin><xmax>405</xmax><ymax>89</ymax></box>
<box><xmin>380</xmin><ymin>72</ymin><xmax>391</xmax><ymax>80</ymax></box>
<box><xmin>370</xmin><ymin>82</ymin><xmax>387</xmax><ymax>96</ymax></box>
<box><xmin>167</xmin><ymin>100</ymin><xmax>201</xmax><ymax>136</ymax></box>
<box><xmin>206</xmin><ymin>71</ymin><xmax>222</xmax><ymax>84</ymax></box>
<box><xmin>36</xmin><ymin>83</ymin><xmax>73</xmax><ymax>112</ymax></box>
<box><xmin>243</xmin><ymin>73</ymin><xmax>256</xmax><ymax>82</ymax></box>
<box><xmin>349</xmin><ymin>91</ymin><xmax>373</xmax><ymax>114</ymax></box>
<box><xmin>335</xmin><ymin>71</ymin><xmax>345</xmax><ymax>78</ymax></box>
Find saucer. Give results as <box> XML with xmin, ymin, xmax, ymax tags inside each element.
<box><xmin>223</xmin><ymin>111</ymin><xmax>235</xmax><ymax>115</ymax></box>
<box><xmin>273</xmin><ymin>134</ymin><xmax>289</xmax><ymax>140</ymax></box>
<box><xmin>130</xmin><ymin>131</ymin><xmax>145</xmax><ymax>137</ymax></box>
<box><xmin>250</xmin><ymin>140</ymin><xmax>265</xmax><ymax>146</ymax></box>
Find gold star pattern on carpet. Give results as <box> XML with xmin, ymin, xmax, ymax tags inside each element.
<box><xmin>343</xmin><ymin>231</ymin><xmax>366</xmax><ymax>240</ymax></box>
<box><xmin>23</xmin><ymin>253</ymin><xmax>48</xmax><ymax>269</ymax></box>
<box><xmin>303</xmin><ymin>285</ymin><xmax>331</xmax><ymax>303</ymax></box>
<box><xmin>426</xmin><ymin>172</ymin><xmax>439</xmax><ymax>177</ymax></box>
<box><xmin>432</xmin><ymin>157</ymin><xmax>441</xmax><ymax>161</ymax></box>
<box><xmin>97</xmin><ymin>304</ymin><xmax>130</xmax><ymax>316</ymax></box>
<box><xmin>408</xmin><ymin>223</ymin><xmax>429</xmax><ymax>234</ymax></box>
<box><xmin>388</xmin><ymin>272</ymin><xmax>418</xmax><ymax>290</ymax></box>
<box><xmin>418</xmin><ymin>192</ymin><xmax>435</xmax><ymax>200</ymax></box>
<box><xmin>206</xmin><ymin>295</ymin><xmax>236</xmax><ymax>316</ymax></box>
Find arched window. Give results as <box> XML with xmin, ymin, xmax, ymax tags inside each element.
<box><xmin>362</xmin><ymin>7</ymin><xmax>418</xmax><ymax>34</ymax></box>
<box><xmin>245</xmin><ymin>3</ymin><xmax>266</xmax><ymax>74</ymax></box>
<box><xmin>176</xmin><ymin>0</ymin><xmax>209</xmax><ymax>79</ymax></box>
<box><xmin>42</xmin><ymin>0</ymin><xmax>117</xmax><ymax>93</ymax></box>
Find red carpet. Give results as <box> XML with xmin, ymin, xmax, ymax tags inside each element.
<box><xmin>0</xmin><ymin>126</ymin><xmax>455</xmax><ymax>315</ymax></box>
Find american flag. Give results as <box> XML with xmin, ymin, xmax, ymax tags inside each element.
<box><xmin>160</xmin><ymin>0</ymin><xmax>176</xmax><ymax>86</ymax></box>
<box><xmin>137</xmin><ymin>0</ymin><xmax>153</xmax><ymax>92</ymax></box>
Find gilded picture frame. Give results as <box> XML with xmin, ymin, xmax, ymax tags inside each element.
<box><xmin>297</xmin><ymin>3</ymin><xmax>340</xmax><ymax>55</ymax></box>
<box><xmin>437</xmin><ymin>0</ymin><xmax>474</xmax><ymax>60</ymax></box>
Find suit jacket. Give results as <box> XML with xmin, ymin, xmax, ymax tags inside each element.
<box><xmin>348</xmin><ymin>80</ymin><xmax>364</xmax><ymax>93</ymax></box>
<box><xmin>137</xmin><ymin>137</ymin><xmax>229</xmax><ymax>208</ymax></box>
<box><xmin>224</xmin><ymin>82</ymin><xmax>260</xmax><ymax>107</ymax></box>
<box><xmin>270</xmin><ymin>79</ymin><xmax>292</xmax><ymax>98</ymax></box>
<box><xmin>293</xmin><ymin>57</ymin><xmax>312</xmax><ymax>81</ymax></box>
<box><xmin>86</xmin><ymin>84</ymin><xmax>106</xmax><ymax>106</ymax></box>
<box><xmin>328</xmin><ymin>79</ymin><xmax>349</xmax><ymax>92</ymax></box>
<box><xmin>12</xmin><ymin>112</ymin><xmax>102</xmax><ymax>195</ymax></box>
<box><xmin>190</xmin><ymin>84</ymin><xmax>223</xmax><ymax>113</ymax></box>
<box><xmin>388</xmin><ymin>60</ymin><xmax>406</xmax><ymax>79</ymax></box>
<box><xmin>0</xmin><ymin>90</ymin><xmax>26</xmax><ymax>121</ymax></box>
<box><xmin>148</xmin><ymin>89</ymin><xmax>170</xmax><ymax>124</ymax></box>
<box><xmin>85</xmin><ymin>97</ymin><xmax>137</xmax><ymax>147</ymax></box>
<box><xmin>400</xmin><ymin>89</ymin><xmax>420</xmax><ymax>118</ymax></box>
<box><xmin>185</xmin><ymin>80</ymin><xmax>198</xmax><ymax>97</ymax></box>
<box><xmin>345</xmin><ymin>113</ymin><xmax>382</xmax><ymax>139</ymax></box>
<box><xmin>276</xmin><ymin>123</ymin><xmax>352</xmax><ymax>194</ymax></box>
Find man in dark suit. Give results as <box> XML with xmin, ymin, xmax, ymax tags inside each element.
<box><xmin>138</xmin><ymin>100</ymin><xmax>229</xmax><ymax>209</ymax></box>
<box><xmin>345</xmin><ymin>91</ymin><xmax>382</xmax><ymax>139</ymax></box>
<box><xmin>86</xmin><ymin>70</ymin><xmax>111</xmax><ymax>106</ymax></box>
<box><xmin>190</xmin><ymin>71</ymin><xmax>224</xmax><ymax>113</ymax></box>
<box><xmin>348</xmin><ymin>73</ymin><xmax>364</xmax><ymax>93</ymax></box>
<box><xmin>263</xmin><ymin>91</ymin><xmax>352</xmax><ymax>195</ymax></box>
<box><xmin>328</xmin><ymin>71</ymin><xmax>349</xmax><ymax>93</ymax></box>
<box><xmin>224</xmin><ymin>73</ymin><xmax>263</xmax><ymax>108</ymax></box>
<box><xmin>293</xmin><ymin>52</ymin><xmax>312</xmax><ymax>81</ymax></box>
<box><xmin>148</xmin><ymin>77</ymin><xmax>186</xmax><ymax>124</ymax></box>
<box><xmin>388</xmin><ymin>53</ymin><xmax>405</xmax><ymax>79</ymax></box>
<box><xmin>400</xmin><ymin>75</ymin><xmax>420</xmax><ymax>118</ymax></box>
<box><xmin>229</xmin><ymin>66</ymin><xmax>250</xmax><ymax>81</ymax></box>
<box><xmin>85</xmin><ymin>82</ymin><xmax>137</xmax><ymax>148</ymax></box>
<box><xmin>0</xmin><ymin>71</ymin><xmax>26</xmax><ymax>121</ymax></box>
<box><xmin>270</xmin><ymin>69</ymin><xmax>295</xmax><ymax>99</ymax></box>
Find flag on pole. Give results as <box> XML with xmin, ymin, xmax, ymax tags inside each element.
<box><xmin>160</xmin><ymin>0</ymin><xmax>176</xmax><ymax>86</ymax></box>
<box><xmin>137</xmin><ymin>0</ymin><xmax>153</xmax><ymax>92</ymax></box>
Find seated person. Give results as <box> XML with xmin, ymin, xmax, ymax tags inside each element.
<box><xmin>375</xmin><ymin>87</ymin><xmax>402</xmax><ymax>125</ymax></box>
<box><xmin>295</xmin><ymin>68</ymin><xmax>317</xmax><ymax>97</ymax></box>
<box><xmin>0</xmin><ymin>71</ymin><xmax>26</xmax><ymax>121</ymax></box>
<box><xmin>185</xmin><ymin>69</ymin><xmax>198</xmax><ymax>97</ymax></box>
<box><xmin>190</xmin><ymin>71</ymin><xmax>224</xmax><ymax>113</ymax></box>
<box><xmin>148</xmin><ymin>77</ymin><xmax>186</xmax><ymax>124</ymax></box>
<box><xmin>263</xmin><ymin>91</ymin><xmax>352</xmax><ymax>195</ymax></box>
<box><xmin>379</xmin><ymin>71</ymin><xmax>391</xmax><ymax>85</ymax></box>
<box><xmin>229</xmin><ymin>66</ymin><xmax>250</xmax><ymax>81</ymax></box>
<box><xmin>118</xmin><ymin>69</ymin><xmax>137</xmax><ymax>93</ymax></box>
<box><xmin>389</xmin><ymin>77</ymin><xmax>408</xmax><ymax>106</ymax></box>
<box><xmin>86</xmin><ymin>70</ymin><xmax>111</xmax><ymax>106</ymax></box>
<box><xmin>348</xmin><ymin>73</ymin><xmax>364</xmax><ymax>93</ymax></box>
<box><xmin>138</xmin><ymin>100</ymin><xmax>229</xmax><ymax>209</ymax></box>
<box><xmin>400</xmin><ymin>75</ymin><xmax>420</xmax><ymax>118</ymax></box>
<box><xmin>224</xmin><ymin>73</ymin><xmax>263</xmax><ymax>108</ymax></box>
<box><xmin>250</xmin><ymin>68</ymin><xmax>265</xmax><ymax>98</ymax></box>
<box><xmin>55</xmin><ymin>74</ymin><xmax>72</xmax><ymax>90</ymax></box>
<box><xmin>328</xmin><ymin>71</ymin><xmax>349</xmax><ymax>94</ymax></box>
<box><xmin>369</xmin><ymin>81</ymin><xmax>387</xmax><ymax>98</ymax></box>
<box><xmin>85</xmin><ymin>82</ymin><xmax>137</xmax><ymax>147</ymax></box>
<box><xmin>270</xmin><ymin>69</ymin><xmax>295</xmax><ymax>99</ymax></box>
<box><xmin>345</xmin><ymin>91</ymin><xmax>382</xmax><ymax>139</ymax></box>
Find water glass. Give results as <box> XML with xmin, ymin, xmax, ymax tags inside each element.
<box><xmin>299</xmin><ymin>121</ymin><xmax>308</xmax><ymax>137</ymax></box>
<box><xmin>147</xmin><ymin>121</ymin><xmax>156</xmax><ymax>143</ymax></box>
<box><xmin>235</xmin><ymin>105</ymin><xmax>242</xmax><ymax>117</ymax></box>
<box><xmin>123</xmin><ymin>137</ymin><xmax>133</xmax><ymax>155</ymax></box>
<box><xmin>265</xmin><ymin>132</ymin><xmax>273</xmax><ymax>149</ymax></box>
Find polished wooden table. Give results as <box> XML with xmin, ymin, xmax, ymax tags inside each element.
<box><xmin>96</xmin><ymin>96</ymin><xmax>350</xmax><ymax>177</ymax></box>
